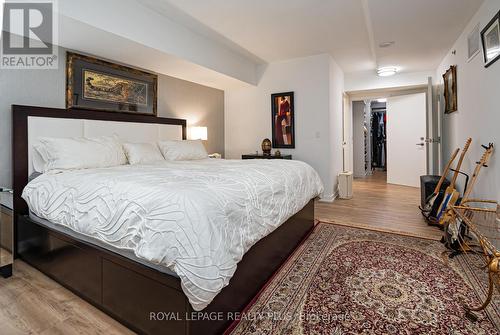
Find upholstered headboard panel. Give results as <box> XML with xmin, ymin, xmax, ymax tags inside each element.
<box><xmin>12</xmin><ymin>105</ymin><xmax>187</xmax><ymax>239</ymax></box>
<box><xmin>27</xmin><ymin>117</ymin><xmax>183</xmax><ymax>175</ymax></box>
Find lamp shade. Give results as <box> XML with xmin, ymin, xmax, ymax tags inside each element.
<box><xmin>190</xmin><ymin>126</ymin><xmax>208</xmax><ymax>140</ymax></box>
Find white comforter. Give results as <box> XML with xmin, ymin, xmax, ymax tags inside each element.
<box><xmin>22</xmin><ymin>159</ymin><xmax>323</xmax><ymax>310</ymax></box>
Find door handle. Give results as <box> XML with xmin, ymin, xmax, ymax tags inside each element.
<box><xmin>416</xmin><ymin>143</ymin><xmax>425</xmax><ymax>147</ymax></box>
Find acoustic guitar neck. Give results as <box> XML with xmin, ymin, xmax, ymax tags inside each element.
<box><xmin>434</xmin><ymin>148</ymin><xmax>460</xmax><ymax>193</ymax></box>
<box><xmin>462</xmin><ymin>143</ymin><xmax>494</xmax><ymax>202</ymax></box>
<box><xmin>449</xmin><ymin>138</ymin><xmax>472</xmax><ymax>188</ymax></box>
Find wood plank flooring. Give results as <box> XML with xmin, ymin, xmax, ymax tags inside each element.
<box><xmin>0</xmin><ymin>261</ymin><xmax>135</xmax><ymax>335</ymax></box>
<box><xmin>0</xmin><ymin>171</ymin><xmax>442</xmax><ymax>334</ymax></box>
<box><xmin>316</xmin><ymin>171</ymin><xmax>443</xmax><ymax>240</ymax></box>
<box><xmin>1</xmin><ymin>247</ymin><xmax>13</xmax><ymax>265</ymax></box>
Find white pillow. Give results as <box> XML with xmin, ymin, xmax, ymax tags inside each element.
<box><xmin>32</xmin><ymin>143</ymin><xmax>50</xmax><ymax>173</ymax></box>
<box><xmin>35</xmin><ymin>135</ymin><xmax>127</xmax><ymax>172</ymax></box>
<box><xmin>123</xmin><ymin>142</ymin><xmax>164</xmax><ymax>165</ymax></box>
<box><xmin>158</xmin><ymin>140</ymin><xmax>208</xmax><ymax>161</ymax></box>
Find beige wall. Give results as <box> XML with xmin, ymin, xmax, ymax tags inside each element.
<box><xmin>158</xmin><ymin>75</ymin><xmax>224</xmax><ymax>155</ymax></box>
<box><xmin>0</xmin><ymin>47</ymin><xmax>224</xmax><ymax>188</ymax></box>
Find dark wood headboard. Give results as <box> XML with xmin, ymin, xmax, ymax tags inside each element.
<box><xmin>12</xmin><ymin>104</ymin><xmax>187</xmax><ymax>253</ymax></box>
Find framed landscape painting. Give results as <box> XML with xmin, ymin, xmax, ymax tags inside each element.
<box><xmin>66</xmin><ymin>52</ymin><xmax>157</xmax><ymax>115</ymax></box>
<box><xmin>271</xmin><ymin>92</ymin><xmax>295</xmax><ymax>149</ymax></box>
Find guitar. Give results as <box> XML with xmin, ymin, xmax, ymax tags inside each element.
<box><xmin>439</xmin><ymin>143</ymin><xmax>494</xmax><ymax>228</ymax></box>
<box><xmin>434</xmin><ymin>138</ymin><xmax>472</xmax><ymax>223</ymax></box>
<box><xmin>420</xmin><ymin>147</ymin><xmax>460</xmax><ymax>215</ymax></box>
<box><xmin>461</xmin><ymin>143</ymin><xmax>494</xmax><ymax>203</ymax></box>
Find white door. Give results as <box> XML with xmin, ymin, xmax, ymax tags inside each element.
<box><xmin>386</xmin><ymin>93</ymin><xmax>427</xmax><ymax>187</ymax></box>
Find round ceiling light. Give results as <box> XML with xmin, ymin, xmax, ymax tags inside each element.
<box><xmin>377</xmin><ymin>67</ymin><xmax>398</xmax><ymax>77</ymax></box>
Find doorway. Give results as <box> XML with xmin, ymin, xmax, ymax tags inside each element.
<box><xmin>352</xmin><ymin>99</ymin><xmax>387</xmax><ymax>179</ymax></box>
<box><xmin>350</xmin><ymin>91</ymin><xmax>429</xmax><ymax>188</ymax></box>
<box><xmin>371</xmin><ymin>100</ymin><xmax>387</xmax><ymax>173</ymax></box>
<box><xmin>322</xmin><ymin>83</ymin><xmax>442</xmax><ymax>238</ymax></box>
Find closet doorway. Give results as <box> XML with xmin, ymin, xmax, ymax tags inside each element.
<box><xmin>371</xmin><ymin>100</ymin><xmax>387</xmax><ymax>173</ymax></box>
<box><xmin>351</xmin><ymin>92</ymin><xmax>427</xmax><ymax>188</ymax></box>
<box><xmin>352</xmin><ymin>99</ymin><xmax>387</xmax><ymax>180</ymax></box>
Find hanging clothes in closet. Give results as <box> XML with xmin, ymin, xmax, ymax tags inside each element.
<box><xmin>371</xmin><ymin>110</ymin><xmax>386</xmax><ymax>170</ymax></box>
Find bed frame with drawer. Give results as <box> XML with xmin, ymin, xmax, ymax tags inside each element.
<box><xmin>12</xmin><ymin>105</ymin><xmax>315</xmax><ymax>335</ymax></box>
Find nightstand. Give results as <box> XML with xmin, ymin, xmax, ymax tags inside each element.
<box><xmin>0</xmin><ymin>189</ymin><xmax>13</xmax><ymax>278</ymax></box>
<box><xmin>242</xmin><ymin>154</ymin><xmax>292</xmax><ymax>160</ymax></box>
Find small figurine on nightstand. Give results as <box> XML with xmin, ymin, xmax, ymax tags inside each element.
<box><xmin>208</xmin><ymin>153</ymin><xmax>222</xmax><ymax>159</ymax></box>
<box><xmin>261</xmin><ymin>138</ymin><xmax>272</xmax><ymax>156</ymax></box>
<box><xmin>275</xmin><ymin>150</ymin><xmax>281</xmax><ymax>157</ymax></box>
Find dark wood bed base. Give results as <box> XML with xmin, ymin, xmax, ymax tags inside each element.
<box><xmin>12</xmin><ymin>105</ymin><xmax>315</xmax><ymax>335</ymax></box>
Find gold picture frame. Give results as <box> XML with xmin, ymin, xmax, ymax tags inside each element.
<box><xmin>66</xmin><ymin>52</ymin><xmax>158</xmax><ymax>115</ymax></box>
<box><xmin>443</xmin><ymin>65</ymin><xmax>457</xmax><ymax>114</ymax></box>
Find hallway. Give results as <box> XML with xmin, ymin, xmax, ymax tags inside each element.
<box><xmin>316</xmin><ymin>171</ymin><xmax>443</xmax><ymax>240</ymax></box>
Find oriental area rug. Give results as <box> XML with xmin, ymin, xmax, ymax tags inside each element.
<box><xmin>229</xmin><ymin>223</ymin><xmax>500</xmax><ymax>335</ymax></box>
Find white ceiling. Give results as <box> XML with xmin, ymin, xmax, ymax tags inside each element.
<box><xmin>54</xmin><ymin>0</ymin><xmax>264</xmax><ymax>89</ymax></box>
<box><xmin>155</xmin><ymin>0</ymin><xmax>484</xmax><ymax>74</ymax></box>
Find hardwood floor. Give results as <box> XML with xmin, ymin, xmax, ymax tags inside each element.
<box><xmin>1</xmin><ymin>247</ymin><xmax>13</xmax><ymax>265</ymax></box>
<box><xmin>316</xmin><ymin>171</ymin><xmax>443</xmax><ymax>241</ymax></box>
<box><xmin>0</xmin><ymin>171</ymin><xmax>442</xmax><ymax>335</ymax></box>
<box><xmin>0</xmin><ymin>261</ymin><xmax>134</xmax><ymax>335</ymax></box>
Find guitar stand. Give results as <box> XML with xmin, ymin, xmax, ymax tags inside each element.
<box><xmin>447</xmin><ymin>201</ymin><xmax>500</xmax><ymax>321</ymax></box>
<box><xmin>443</xmin><ymin>233</ymin><xmax>474</xmax><ymax>259</ymax></box>
<box><xmin>449</xmin><ymin>169</ymin><xmax>470</xmax><ymax>193</ymax></box>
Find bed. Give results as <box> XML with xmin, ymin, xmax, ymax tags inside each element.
<box><xmin>12</xmin><ymin>105</ymin><xmax>322</xmax><ymax>335</ymax></box>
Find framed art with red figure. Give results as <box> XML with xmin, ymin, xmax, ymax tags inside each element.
<box><xmin>271</xmin><ymin>92</ymin><xmax>295</xmax><ymax>149</ymax></box>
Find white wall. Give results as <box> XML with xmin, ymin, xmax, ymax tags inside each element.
<box><xmin>329</xmin><ymin>58</ymin><xmax>345</xmax><ymax>196</ymax></box>
<box><xmin>436</xmin><ymin>0</ymin><xmax>500</xmax><ymax>201</ymax></box>
<box><xmin>0</xmin><ymin>47</ymin><xmax>225</xmax><ymax>188</ymax></box>
<box><xmin>345</xmin><ymin>70</ymin><xmax>434</xmax><ymax>92</ymax></box>
<box><xmin>225</xmin><ymin>54</ymin><xmax>345</xmax><ymax>201</ymax></box>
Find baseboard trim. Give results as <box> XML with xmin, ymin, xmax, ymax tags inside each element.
<box><xmin>318</xmin><ymin>192</ymin><xmax>338</xmax><ymax>203</ymax></box>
